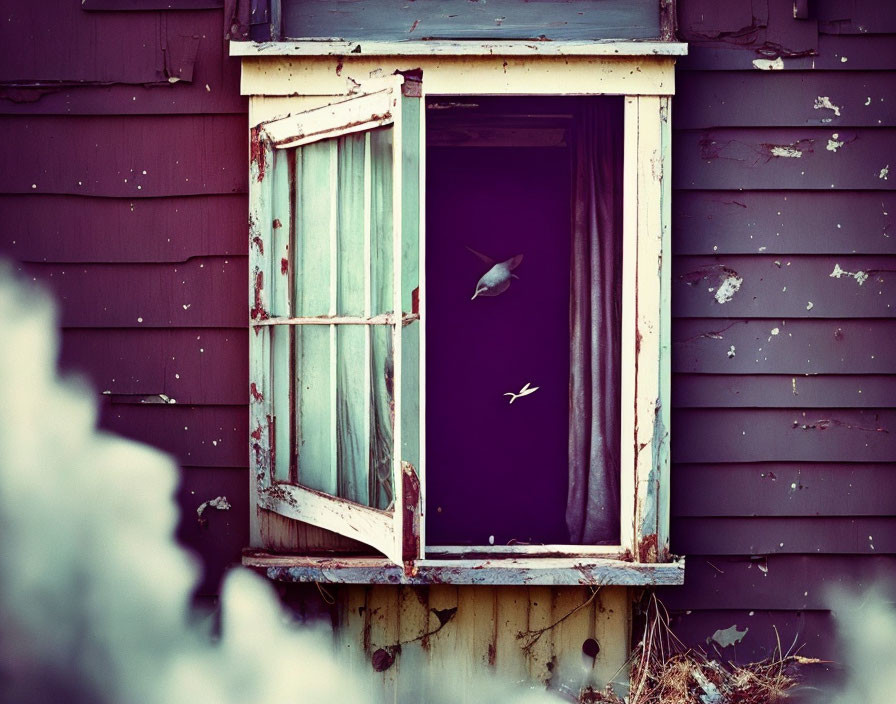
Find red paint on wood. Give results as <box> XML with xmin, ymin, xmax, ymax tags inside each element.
<box><xmin>250</xmin><ymin>269</ymin><xmax>268</xmax><ymax>321</ymax></box>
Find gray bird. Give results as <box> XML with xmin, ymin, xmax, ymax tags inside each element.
<box><xmin>467</xmin><ymin>246</ymin><xmax>524</xmax><ymax>300</ymax></box>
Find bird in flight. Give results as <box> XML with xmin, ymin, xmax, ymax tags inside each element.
<box><xmin>467</xmin><ymin>246</ymin><xmax>524</xmax><ymax>300</ymax></box>
<box><xmin>504</xmin><ymin>382</ymin><xmax>539</xmax><ymax>404</ymax></box>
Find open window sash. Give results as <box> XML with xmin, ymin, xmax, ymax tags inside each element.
<box><xmin>249</xmin><ymin>74</ymin><xmax>423</xmax><ymax>565</ymax></box>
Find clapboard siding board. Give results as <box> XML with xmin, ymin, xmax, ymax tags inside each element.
<box><xmin>0</xmin><ymin>81</ymin><xmax>247</xmax><ymax>116</ymax></box>
<box><xmin>0</xmin><ymin>5</ymin><xmax>221</xmax><ymax>84</ymax></box>
<box><xmin>672</xmin><ymin>374</ymin><xmax>896</xmax><ymax>408</ymax></box>
<box><xmin>672</xmin><ymin>463</ymin><xmax>896</xmax><ymax>516</ymax></box>
<box><xmin>0</xmin><ymin>6</ymin><xmax>244</xmax><ymax>116</ymax></box>
<box><xmin>0</xmin><ymin>115</ymin><xmax>247</xmax><ymax>197</ymax></box>
<box><xmin>674</xmin><ymin>128</ymin><xmax>896</xmax><ymax>191</ymax></box>
<box><xmin>672</xmin><ymin>255</ymin><xmax>895</xmax><ymax>318</ymax></box>
<box><xmin>280</xmin><ymin>0</ymin><xmax>660</xmax><ymax>41</ymax></box>
<box><xmin>672</xmin><ymin>517</ymin><xmax>896</xmax><ymax>555</ymax></box>
<box><xmin>176</xmin><ymin>465</ymin><xmax>250</xmax><ymax>595</ymax></box>
<box><xmin>672</xmin><ymin>191</ymin><xmax>896</xmax><ymax>255</ymax></box>
<box><xmin>0</xmin><ymin>195</ymin><xmax>248</xmax><ymax>263</ymax></box>
<box><xmin>817</xmin><ymin>0</ymin><xmax>896</xmax><ymax>35</ymax></box>
<box><xmin>100</xmin><ymin>403</ymin><xmax>248</xmax><ymax>468</ymax></box>
<box><xmin>61</xmin><ymin>328</ymin><xmax>247</xmax><ymax>404</ymax></box>
<box><xmin>667</xmin><ymin>609</ymin><xmax>837</xmax><ymax>663</ymax></box>
<box><xmin>678</xmin><ymin>35</ymin><xmax>896</xmax><ymax>71</ymax></box>
<box><xmin>19</xmin><ymin>259</ymin><xmax>247</xmax><ymax>327</ymax></box>
<box><xmin>673</xmin><ymin>319</ymin><xmax>896</xmax><ymax>374</ymax></box>
<box><xmin>675</xmin><ymin>72</ymin><xmax>896</xmax><ymax>128</ymax></box>
<box><xmin>659</xmin><ymin>555</ymin><xmax>896</xmax><ymax>609</ymax></box>
<box><xmin>674</xmin><ymin>408</ymin><xmax>895</xmax><ymax>463</ymax></box>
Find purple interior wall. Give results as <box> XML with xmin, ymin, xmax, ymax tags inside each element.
<box><xmin>0</xmin><ymin>0</ymin><xmax>249</xmax><ymax>596</ymax></box>
<box><xmin>660</xmin><ymin>0</ymin><xmax>896</xmax><ymax>688</ymax></box>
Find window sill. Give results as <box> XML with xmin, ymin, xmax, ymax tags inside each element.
<box><xmin>230</xmin><ymin>40</ymin><xmax>688</xmax><ymax>58</ymax></box>
<box><xmin>242</xmin><ymin>551</ymin><xmax>685</xmax><ymax>586</ymax></box>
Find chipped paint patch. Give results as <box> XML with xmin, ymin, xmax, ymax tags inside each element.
<box><xmin>827</xmin><ymin>133</ymin><xmax>845</xmax><ymax>152</ymax></box>
<box><xmin>814</xmin><ymin>96</ymin><xmax>841</xmax><ymax>117</ymax></box>
<box><xmin>727</xmin><ymin>345</ymin><xmax>736</xmax><ymax>359</ymax></box>
<box><xmin>709</xmin><ymin>625</ymin><xmax>748</xmax><ymax>648</ymax></box>
<box><xmin>196</xmin><ymin>496</ymin><xmax>231</xmax><ymax>525</ymax></box>
<box><xmin>880</xmin><ymin>165</ymin><xmax>890</xmax><ymax>180</ymax></box>
<box><xmin>752</xmin><ymin>57</ymin><xmax>783</xmax><ymax>70</ymax></box>
<box><xmin>714</xmin><ymin>273</ymin><xmax>743</xmax><ymax>304</ymax></box>
<box><xmin>830</xmin><ymin>263</ymin><xmax>869</xmax><ymax>285</ymax></box>
<box><xmin>769</xmin><ymin>145</ymin><xmax>803</xmax><ymax>158</ymax></box>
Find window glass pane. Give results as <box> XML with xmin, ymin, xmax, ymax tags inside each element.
<box><xmin>369</xmin><ymin>128</ymin><xmax>394</xmax><ymax>317</ymax></box>
<box><xmin>369</xmin><ymin>324</ymin><xmax>394</xmax><ymax>509</ymax></box>
<box><xmin>295</xmin><ymin>324</ymin><xmax>334</xmax><ymax>493</ymax></box>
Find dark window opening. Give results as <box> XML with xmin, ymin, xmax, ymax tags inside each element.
<box><xmin>425</xmin><ymin>98</ymin><xmax>576</xmax><ymax>546</ymax></box>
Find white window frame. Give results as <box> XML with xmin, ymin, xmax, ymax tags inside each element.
<box><xmin>237</xmin><ymin>42</ymin><xmax>686</xmax><ymax>585</ymax></box>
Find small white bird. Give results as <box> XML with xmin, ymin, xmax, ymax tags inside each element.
<box><xmin>467</xmin><ymin>246</ymin><xmax>524</xmax><ymax>300</ymax></box>
<box><xmin>504</xmin><ymin>382</ymin><xmax>539</xmax><ymax>404</ymax></box>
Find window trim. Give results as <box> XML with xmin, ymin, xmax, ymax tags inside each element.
<box><xmin>242</xmin><ymin>47</ymin><xmax>683</xmax><ymax>584</ymax></box>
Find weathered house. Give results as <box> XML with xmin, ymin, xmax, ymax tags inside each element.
<box><xmin>1</xmin><ymin>0</ymin><xmax>893</xmax><ymax>699</ymax></box>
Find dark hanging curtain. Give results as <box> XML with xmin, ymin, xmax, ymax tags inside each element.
<box><xmin>566</xmin><ymin>99</ymin><xmax>623</xmax><ymax>545</ymax></box>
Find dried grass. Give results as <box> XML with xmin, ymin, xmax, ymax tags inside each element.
<box><xmin>581</xmin><ymin>596</ymin><xmax>822</xmax><ymax>704</ymax></box>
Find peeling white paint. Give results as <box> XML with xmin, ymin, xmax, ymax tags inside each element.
<box><xmin>771</xmin><ymin>327</ymin><xmax>780</xmax><ymax>336</ymax></box>
<box><xmin>814</xmin><ymin>96</ymin><xmax>841</xmax><ymax>116</ymax></box>
<box><xmin>827</xmin><ymin>133</ymin><xmax>845</xmax><ymax>152</ymax></box>
<box><xmin>841</xmin><ymin>56</ymin><xmax>848</xmax><ymax>63</ymax></box>
<box><xmin>196</xmin><ymin>496</ymin><xmax>231</xmax><ymax>518</ymax></box>
<box><xmin>727</xmin><ymin>345</ymin><xmax>736</xmax><ymax>359</ymax></box>
<box><xmin>714</xmin><ymin>274</ymin><xmax>743</xmax><ymax>304</ymax></box>
<box><xmin>880</xmin><ymin>165</ymin><xmax>890</xmax><ymax>180</ymax></box>
<box><xmin>806</xmin><ymin>301</ymin><xmax>814</xmax><ymax>311</ymax></box>
<box><xmin>770</xmin><ymin>146</ymin><xmax>803</xmax><ymax>158</ymax></box>
<box><xmin>830</xmin><ymin>263</ymin><xmax>870</xmax><ymax>285</ymax></box>
<box><xmin>709</xmin><ymin>625</ymin><xmax>748</xmax><ymax>648</ymax></box>
<box><xmin>865</xmin><ymin>97</ymin><xmax>872</xmax><ymax>106</ymax></box>
<box><xmin>752</xmin><ymin>57</ymin><xmax>784</xmax><ymax>70</ymax></box>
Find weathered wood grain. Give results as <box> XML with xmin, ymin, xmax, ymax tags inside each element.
<box><xmin>280</xmin><ymin>0</ymin><xmax>660</xmax><ymax>42</ymax></box>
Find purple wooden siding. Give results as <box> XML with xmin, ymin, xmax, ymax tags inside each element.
<box><xmin>662</xmin><ymin>0</ymin><xmax>896</xmax><ymax>680</ymax></box>
<box><xmin>0</xmin><ymin>1</ymin><xmax>249</xmax><ymax>595</ymax></box>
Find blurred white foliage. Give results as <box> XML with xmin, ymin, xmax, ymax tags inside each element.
<box><xmin>828</xmin><ymin>588</ymin><xmax>896</xmax><ymax>704</ymax></box>
<box><xmin>0</xmin><ymin>264</ymin><xmax>559</xmax><ymax>704</ymax></box>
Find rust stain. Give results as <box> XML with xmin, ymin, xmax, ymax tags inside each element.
<box><xmin>408</xmin><ymin>19</ymin><xmax>420</xmax><ymax>34</ymax></box>
<box><xmin>281</xmin><ymin>258</ymin><xmax>289</xmax><ymax>275</ymax></box>
<box><xmin>252</xmin><ymin>235</ymin><xmax>264</xmax><ymax>254</ymax></box>
<box><xmin>250</xmin><ymin>126</ymin><xmax>267</xmax><ymax>182</ymax></box>
<box><xmin>250</xmin><ymin>425</ymin><xmax>263</xmax><ymax>441</ymax></box>
<box><xmin>335</xmin><ymin>60</ymin><xmax>343</xmax><ymax>76</ymax></box>
<box><xmin>272</xmin><ymin>218</ymin><xmax>282</xmax><ymax>229</ymax></box>
<box><xmin>250</xmin><ymin>269</ymin><xmax>268</xmax><ymax>321</ymax></box>
<box><xmin>250</xmin><ymin>382</ymin><xmax>264</xmax><ymax>403</ymax></box>
<box><xmin>638</xmin><ymin>533</ymin><xmax>659</xmax><ymax>563</ymax></box>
